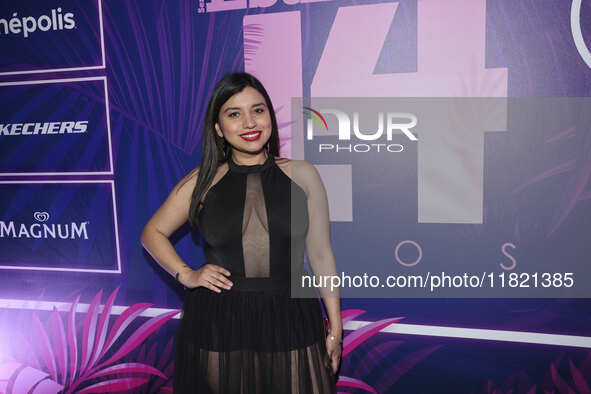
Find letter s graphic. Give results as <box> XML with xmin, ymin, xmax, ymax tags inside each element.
<box><xmin>500</xmin><ymin>242</ymin><xmax>517</xmax><ymax>270</ymax></box>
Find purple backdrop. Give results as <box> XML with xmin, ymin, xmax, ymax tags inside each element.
<box><xmin>1</xmin><ymin>0</ymin><xmax>591</xmax><ymax>392</ymax></box>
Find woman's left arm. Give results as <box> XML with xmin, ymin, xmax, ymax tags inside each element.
<box><xmin>298</xmin><ymin>160</ymin><xmax>343</xmax><ymax>372</ymax></box>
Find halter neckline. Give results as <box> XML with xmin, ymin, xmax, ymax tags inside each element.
<box><xmin>228</xmin><ymin>153</ymin><xmax>274</xmax><ymax>173</ymax></box>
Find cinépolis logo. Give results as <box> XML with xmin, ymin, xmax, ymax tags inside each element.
<box><xmin>0</xmin><ymin>8</ymin><xmax>76</xmax><ymax>39</ymax></box>
<box><xmin>0</xmin><ymin>121</ymin><xmax>88</xmax><ymax>136</ymax></box>
<box><xmin>303</xmin><ymin>106</ymin><xmax>418</xmax><ymax>154</ymax></box>
<box><xmin>0</xmin><ymin>212</ymin><xmax>89</xmax><ymax>240</ymax></box>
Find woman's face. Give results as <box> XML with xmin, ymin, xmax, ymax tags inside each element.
<box><xmin>215</xmin><ymin>86</ymin><xmax>272</xmax><ymax>154</ymax></box>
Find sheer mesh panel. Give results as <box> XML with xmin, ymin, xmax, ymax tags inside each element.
<box><xmin>242</xmin><ymin>172</ymin><xmax>270</xmax><ymax>278</ymax></box>
<box><xmin>192</xmin><ymin>343</ymin><xmax>333</xmax><ymax>394</ymax></box>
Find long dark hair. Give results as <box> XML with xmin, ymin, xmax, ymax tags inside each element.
<box><xmin>184</xmin><ymin>72</ymin><xmax>280</xmax><ymax>229</ymax></box>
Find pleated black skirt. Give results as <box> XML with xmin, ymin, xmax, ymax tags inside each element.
<box><xmin>173</xmin><ymin>287</ymin><xmax>337</xmax><ymax>394</ymax></box>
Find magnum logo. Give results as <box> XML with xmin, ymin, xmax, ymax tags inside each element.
<box><xmin>0</xmin><ymin>212</ymin><xmax>90</xmax><ymax>240</ymax></box>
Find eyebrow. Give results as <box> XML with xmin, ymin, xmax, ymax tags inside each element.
<box><xmin>223</xmin><ymin>102</ymin><xmax>266</xmax><ymax>112</ymax></box>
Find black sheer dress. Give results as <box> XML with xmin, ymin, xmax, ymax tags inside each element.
<box><xmin>173</xmin><ymin>153</ymin><xmax>336</xmax><ymax>393</ymax></box>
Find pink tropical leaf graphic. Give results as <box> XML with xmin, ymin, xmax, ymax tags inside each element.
<box><xmin>121</xmin><ymin>336</ymin><xmax>176</xmax><ymax>394</ymax></box>
<box><xmin>66</xmin><ymin>295</ymin><xmax>80</xmax><ymax>388</ymax></box>
<box><xmin>137</xmin><ymin>343</ymin><xmax>147</xmax><ymax>365</ymax></box>
<box><xmin>550</xmin><ymin>363</ymin><xmax>576</xmax><ymax>394</ymax></box>
<box><xmin>325</xmin><ymin>309</ymin><xmax>366</xmax><ymax>333</ymax></box>
<box><xmin>568</xmin><ymin>359</ymin><xmax>590</xmax><ymax>393</ymax></box>
<box><xmin>375</xmin><ymin>344</ymin><xmax>444</xmax><ymax>392</ymax></box>
<box><xmin>80</xmin><ymin>289</ymin><xmax>103</xmax><ymax>373</ymax></box>
<box><xmin>88</xmin><ymin>285</ymin><xmax>119</xmax><ymax>370</ymax></box>
<box><xmin>334</xmin><ymin>311</ymin><xmax>407</xmax><ymax>393</ymax></box>
<box><xmin>91</xmin><ymin>310</ymin><xmax>179</xmax><ymax>371</ymax></box>
<box><xmin>336</xmin><ymin>310</ymin><xmax>445</xmax><ymax>393</ymax></box>
<box><xmin>354</xmin><ymin>340</ymin><xmax>404</xmax><ymax>378</ymax></box>
<box><xmin>0</xmin><ymin>360</ymin><xmax>63</xmax><ymax>394</ymax></box>
<box><xmin>477</xmin><ymin>353</ymin><xmax>591</xmax><ymax>393</ymax></box>
<box><xmin>31</xmin><ymin>312</ymin><xmax>58</xmax><ymax>381</ymax></box>
<box><xmin>12</xmin><ymin>287</ymin><xmax>178</xmax><ymax>394</ymax></box>
<box><xmin>336</xmin><ymin>375</ymin><xmax>377</xmax><ymax>393</ymax></box>
<box><xmin>75</xmin><ymin>377</ymin><xmax>150</xmax><ymax>394</ymax></box>
<box><xmin>16</xmin><ymin>331</ymin><xmax>41</xmax><ymax>370</ymax></box>
<box><xmin>47</xmin><ymin>306</ymin><xmax>68</xmax><ymax>386</ymax></box>
<box><xmin>341</xmin><ymin>309</ymin><xmax>366</xmax><ymax>326</ymax></box>
<box><xmin>145</xmin><ymin>341</ymin><xmax>158</xmax><ymax>370</ymax></box>
<box><xmin>0</xmin><ymin>360</ymin><xmax>19</xmax><ymax>393</ymax></box>
<box><xmin>95</xmin><ymin>301</ymin><xmax>153</xmax><ymax>363</ymax></box>
<box><xmin>342</xmin><ymin>317</ymin><xmax>404</xmax><ymax>358</ymax></box>
<box><xmin>86</xmin><ymin>362</ymin><xmax>166</xmax><ymax>380</ymax></box>
<box><xmin>157</xmin><ymin>337</ymin><xmax>174</xmax><ymax>372</ymax></box>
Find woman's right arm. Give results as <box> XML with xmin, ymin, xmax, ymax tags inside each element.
<box><xmin>140</xmin><ymin>168</ymin><xmax>233</xmax><ymax>292</ymax></box>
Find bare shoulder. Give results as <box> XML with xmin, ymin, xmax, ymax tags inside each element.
<box><xmin>273</xmin><ymin>156</ymin><xmax>313</xmax><ymax>171</ymax></box>
<box><xmin>173</xmin><ymin>166</ymin><xmax>200</xmax><ymax>195</ymax></box>
<box><xmin>273</xmin><ymin>157</ymin><xmax>318</xmax><ymax>195</ymax></box>
<box><xmin>273</xmin><ymin>156</ymin><xmax>290</xmax><ymax>167</ymax></box>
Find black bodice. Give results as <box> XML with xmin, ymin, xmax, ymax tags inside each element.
<box><xmin>197</xmin><ymin>153</ymin><xmax>309</xmax><ymax>292</ymax></box>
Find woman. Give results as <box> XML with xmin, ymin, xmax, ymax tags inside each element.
<box><xmin>141</xmin><ymin>72</ymin><xmax>342</xmax><ymax>393</ymax></box>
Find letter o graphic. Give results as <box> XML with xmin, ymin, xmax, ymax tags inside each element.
<box><xmin>571</xmin><ymin>0</ymin><xmax>591</xmax><ymax>68</ymax></box>
<box><xmin>394</xmin><ymin>240</ymin><xmax>422</xmax><ymax>267</ymax></box>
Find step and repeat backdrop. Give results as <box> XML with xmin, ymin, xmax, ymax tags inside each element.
<box><xmin>1</xmin><ymin>0</ymin><xmax>590</xmax><ymax>393</ymax></box>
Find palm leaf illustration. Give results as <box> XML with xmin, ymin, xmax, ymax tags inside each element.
<box><xmin>0</xmin><ymin>358</ymin><xmax>63</xmax><ymax>394</ymax></box>
<box><xmin>336</xmin><ymin>310</ymin><xmax>403</xmax><ymax>393</ymax></box>
<box><xmin>14</xmin><ymin>286</ymin><xmax>179</xmax><ymax>393</ymax></box>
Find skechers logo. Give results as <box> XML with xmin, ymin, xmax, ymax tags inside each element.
<box><xmin>0</xmin><ymin>8</ymin><xmax>76</xmax><ymax>39</ymax></box>
<box><xmin>0</xmin><ymin>121</ymin><xmax>88</xmax><ymax>136</ymax></box>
